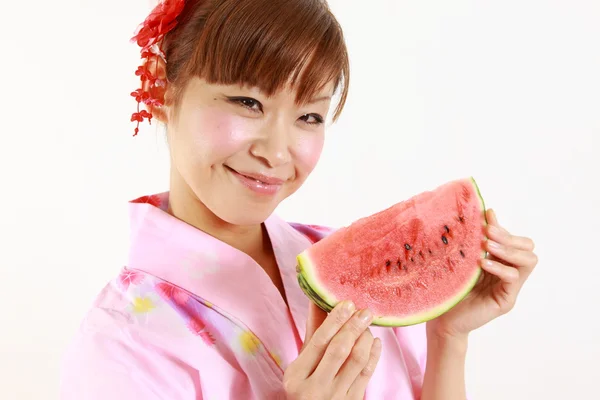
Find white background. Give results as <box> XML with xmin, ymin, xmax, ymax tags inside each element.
<box><xmin>1</xmin><ymin>0</ymin><xmax>599</xmax><ymax>398</ymax></box>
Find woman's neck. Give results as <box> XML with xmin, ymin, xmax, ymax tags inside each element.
<box><xmin>167</xmin><ymin>168</ymin><xmax>288</xmax><ymax>306</ymax></box>
<box><xmin>167</xmin><ymin>170</ymin><xmax>266</xmax><ymax>261</ymax></box>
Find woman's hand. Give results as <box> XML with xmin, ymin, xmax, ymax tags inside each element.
<box><xmin>284</xmin><ymin>301</ymin><xmax>382</xmax><ymax>400</ymax></box>
<box><xmin>427</xmin><ymin>208</ymin><xmax>539</xmax><ymax>339</ymax></box>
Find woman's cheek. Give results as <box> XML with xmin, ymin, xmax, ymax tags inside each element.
<box><xmin>190</xmin><ymin>108</ymin><xmax>256</xmax><ymax>154</ymax></box>
<box><xmin>294</xmin><ymin>133</ymin><xmax>325</xmax><ymax>174</ymax></box>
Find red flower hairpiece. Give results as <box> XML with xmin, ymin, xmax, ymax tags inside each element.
<box><xmin>130</xmin><ymin>0</ymin><xmax>186</xmax><ymax>136</ymax></box>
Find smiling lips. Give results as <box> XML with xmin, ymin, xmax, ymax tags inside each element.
<box><xmin>226</xmin><ymin>166</ymin><xmax>286</xmax><ymax>195</ymax></box>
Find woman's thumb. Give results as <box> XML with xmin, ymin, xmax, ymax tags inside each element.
<box><xmin>304</xmin><ymin>302</ymin><xmax>328</xmax><ymax>345</ymax></box>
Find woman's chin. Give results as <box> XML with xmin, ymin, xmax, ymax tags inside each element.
<box><xmin>211</xmin><ymin>204</ymin><xmax>276</xmax><ymax>226</ymax></box>
<box><xmin>190</xmin><ymin>174</ymin><xmax>297</xmax><ymax>226</ymax></box>
<box><xmin>202</xmin><ymin>190</ymin><xmax>283</xmax><ymax>227</ymax></box>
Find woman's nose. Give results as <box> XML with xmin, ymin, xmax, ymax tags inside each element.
<box><xmin>249</xmin><ymin>122</ymin><xmax>293</xmax><ymax>168</ymax></box>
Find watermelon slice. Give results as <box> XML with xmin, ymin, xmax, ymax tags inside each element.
<box><xmin>296</xmin><ymin>177</ymin><xmax>487</xmax><ymax>327</ymax></box>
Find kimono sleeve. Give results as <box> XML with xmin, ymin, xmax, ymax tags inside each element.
<box><xmin>392</xmin><ymin>323</ymin><xmax>473</xmax><ymax>399</ymax></box>
<box><xmin>60</xmin><ymin>312</ymin><xmax>201</xmax><ymax>400</ymax></box>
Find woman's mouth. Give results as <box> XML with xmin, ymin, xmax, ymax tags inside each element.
<box><xmin>225</xmin><ymin>165</ymin><xmax>285</xmax><ymax>196</ymax></box>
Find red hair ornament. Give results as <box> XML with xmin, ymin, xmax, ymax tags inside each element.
<box><xmin>130</xmin><ymin>0</ymin><xmax>186</xmax><ymax>136</ymax></box>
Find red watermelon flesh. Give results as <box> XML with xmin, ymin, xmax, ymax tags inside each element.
<box><xmin>296</xmin><ymin>177</ymin><xmax>487</xmax><ymax>326</ymax></box>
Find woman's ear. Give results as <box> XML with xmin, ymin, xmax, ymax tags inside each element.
<box><xmin>141</xmin><ymin>55</ymin><xmax>170</xmax><ymax>124</ymax></box>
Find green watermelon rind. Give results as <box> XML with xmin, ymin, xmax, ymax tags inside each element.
<box><xmin>297</xmin><ymin>269</ymin><xmax>335</xmax><ymax>313</ymax></box>
<box><xmin>296</xmin><ymin>177</ymin><xmax>488</xmax><ymax>327</ymax></box>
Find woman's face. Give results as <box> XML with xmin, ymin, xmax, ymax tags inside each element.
<box><xmin>166</xmin><ymin>77</ymin><xmax>334</xmax><ymax>226</ymax></box>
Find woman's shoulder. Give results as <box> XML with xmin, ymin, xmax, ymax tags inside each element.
<box><xmin>61</xmin><ymin>268</ymin><xmax>210</xmax><ymax>398</ymax></box>
<box><xmin>66</xmin><ymin>268</ymin><xmax>215</xmax><ymax>343</ymax></box>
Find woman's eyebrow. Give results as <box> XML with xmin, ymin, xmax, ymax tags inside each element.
<box><xmin>309</xmin><ymin>95</ymin><xmax>332</xmax><ymax>104</ymax></box>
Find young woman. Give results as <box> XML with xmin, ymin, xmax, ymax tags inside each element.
<box><xmin>60</xmin><ymin>0</ymin><xmax>538</xmax><ymax>398</ymax></box>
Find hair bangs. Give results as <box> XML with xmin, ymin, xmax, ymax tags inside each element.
<box><xmin>185</xmin><ymin>0</ymin><xmax>349</xmax><ymax>121</ymax></box>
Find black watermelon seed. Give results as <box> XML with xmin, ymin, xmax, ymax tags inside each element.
<box><xmin>458</xmin><ymin>216</ymin><xmax>465</xmax><ymax>223</ymax></box>
<box><xmin>386</xmin><ymin>260</ymin><xmax>391</xmax><ymax>267</ymax></box>
<box><xmin>442</xmin><ymin>235</ymin><xmax>448</xmax><ymax>245</ymax></box>
<box><xmin>404</xmin><ymin>244</ymin><xmax>412</xmax><ymax>251</ymax></box>
<box><xmin>410</xmin><ymin>257</ymin><xmax>415</xmax><ymax>262</ymax></box>
<box><xmin>460</xmin><ymin>250</ymin><xmax>465</xmax><ymax>258</ymax></box>
<box><xmin>428</xmin><ymin>249</ymin><xmax>432</xmax><ymax>254</ymax></box>
<box><xmin>397</xmin><ymin>259</ymin><xmax>401</xmax><ymax>267</ymax></box>
<box><xmin>444</xmin><ymin>225</ymin><xmax>450</xmax><ymax>233</ymax></box>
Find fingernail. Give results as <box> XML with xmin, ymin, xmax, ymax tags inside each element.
<box><xmin>357</xmin><ymin>309</ymin><xmax>373</xmax><ymax>324</ymax></box>
<box><xmin>481</xmin><ymin>259</ymin><xmax>502</xmax><ymax>274</ymax></box>
<box><xmin>487</xmin><ymin>240</ymin><xmax>502</xmax><ymax>250</ymax></box>
<box><xmin>373</xmin><ymin>337</ymin><xmax>382</xmax><ymax>350</ymax></box>
<box><xmin>488</xmin><ymin>225</ymin><xmax>504</xmax><ymax>237</ymax></box>
<box><xmin>341</xmin><ymin>301</ymin><xmax>355</xmax><ymax>318</ymax></box>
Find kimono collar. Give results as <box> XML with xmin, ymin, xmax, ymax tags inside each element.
<box><xmin>126</xmin><ymin>192</ymin><xmax>312</xmax><ymax>357</ymax></box>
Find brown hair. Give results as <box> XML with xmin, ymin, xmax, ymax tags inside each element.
<box><xmin>161</xmin><ymin>0</ymin><xmax>350</xmax><ymax>122</ymax></box>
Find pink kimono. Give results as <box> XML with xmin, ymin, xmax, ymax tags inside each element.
<box><xmin>60</xmin><ymin>192</ymin><xmax>431</xmax><ymax>399</ymax></box>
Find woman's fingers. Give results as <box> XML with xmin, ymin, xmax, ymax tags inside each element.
<box><xmin>286</xmin><ymin>303</ymin><xmax>379</xmax><ymax>399</ymax></box>
<box><xmin>303</xmin><ymin>302</ymin><xmax>329</xmax><ymax>349</ymax></box>
<box><xmin>292</xmin><ymin>301</ymin><xmax>356</xmax><ymax>378</ymax></box>
<box><xmin>485</xmin><ymin>208</ymin><xmax>538</xmax><ymax>282</ymax></box>
<box><xmin>312</xmin><ymin>309</ymin><xmax>374</xmax><ymax>382</ymax></box>
<box><xmin>486</xmin><ymin>240</ymin><xmax>538</xmax><ymax>275</ymax></box>
<box><xmin>332</xmin><ymin>329</ymin><xmax>374</xmax><ymax>391</ymax></box>
<box><xmin>480</xmin><ymin>258</ymin><xmax>523</xmax><ymax>313</ymax></box>
<box><xmin>346</xmin><ymin>337</ymin><xmax>382</xmax><ymax>399</ymax></box>
<box><xmin>481</xmin><ymin>258</ymin><xmax>520</xmax><ymax>284</ymax></box>
<box><xmin>486</xmin><ymin>223</ymin><xmax>535</xmax><ymax>251</ymax></box>
<box><xmin>486</xmin><ymin>209</ymin><xmax>535</xmax><ymax>251</ymax></box>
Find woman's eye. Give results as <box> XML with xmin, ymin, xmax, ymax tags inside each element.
<box><xmin>300</xmin><ymin>113</ymin><xmax>324</xmax><ymax>126</ymax></box>
<box><xmin>228</xmin><ymin>96</ymin><xmax>323</xmax><ymax>126</ymax></box>
<box><xmin>231</xmin><ymin>97</ymin><xmax>262</xmax><ymax>112</ymax></box>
